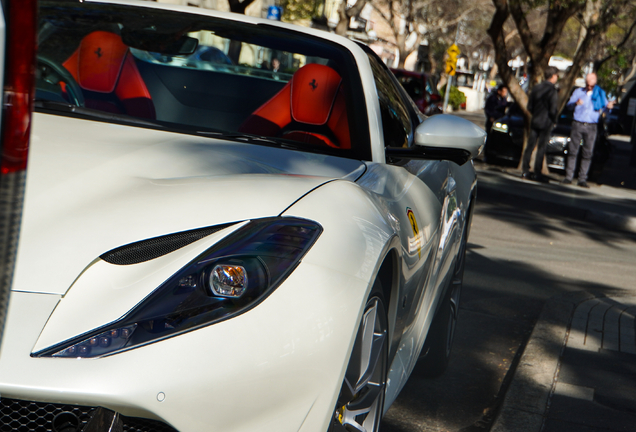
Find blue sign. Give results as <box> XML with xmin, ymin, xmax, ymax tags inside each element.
<box><xmin>266</xmin><ymin>5</ymin><xmax>282</xmax><ymax>20</ymax></box>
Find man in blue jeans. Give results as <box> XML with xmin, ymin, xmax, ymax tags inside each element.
<box><xmin>562</xmin><ymin>73</ymin><xmax>614</xmax><ymax>188</ymax></box>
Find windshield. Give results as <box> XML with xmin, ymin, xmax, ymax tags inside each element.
<box><xmin>36</xmin><ymin>1</ymin><xmax>370</xmax><ymax>159</ymax></box>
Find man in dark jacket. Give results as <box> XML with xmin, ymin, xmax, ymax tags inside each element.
<box><xmin>521</xmin><ymin>66</ymin><xmax>559</xmax><ymax>181</ymax></box>
<box><xmin>485</xmin><ymin>85</ymin><xmax>510</xmax><ymax>133</ymax></box>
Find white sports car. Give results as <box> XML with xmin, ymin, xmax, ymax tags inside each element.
<box><xmin>0</xmin><ymin>1</ymin><xmax>485</xmax><ymax>431</ymax></box>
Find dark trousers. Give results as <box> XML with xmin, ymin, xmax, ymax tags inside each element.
<box><xmin>522</xmin><ymin>126</ymin><xmax>551</xmax><ymax>174</ymax></box>
<box><xmin>565</xmin><ymin>121</ymin><xmax>597</xmax><ymax>182</ymax></box>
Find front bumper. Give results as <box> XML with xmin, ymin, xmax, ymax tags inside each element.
<box><xmin>0</xmin><ymin>259</ymin><xmax>370</xmax><ymax>432</ymax></box>
<box><xmin>0</xmin><ymin>399</ymin><xmax>175</xmax><ymax>431</ymax></box>
<box><xmin>485</xmin><ymin>130</ymin><xmax>522</xmax><ymax>162</ymax></box>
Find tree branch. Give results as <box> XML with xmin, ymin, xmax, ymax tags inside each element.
<box><xmin>618</xmin><ymin>53</ymin><xmax>636</xmax><ymax>86</ymax></box>
<box><xmin>488</xmin><ymin>0</ymin><xmax>528</xmax><ymax>113</ymax></box>
<box><xmin>419</xmin><ymin>7</ymin><xmax>478</xmax><ymax>33</ymax></box>
<box><xmin>507</xmin><ymin>0</ymin><xmax>540</xmax><ymax>61</ymax></box>
<box><xmin>346</xmin><ymin>0</ymin><xmax>369</xmax><ymax>19</ymax></box>
<box><xmin>369</xmin><ymin>2</ymin><xmax>391</xmax><ymax>25</ymax></box>
<box><xmin>539</xmin><ymin>4</ymin><xmax>580</xmax><ymax>63</ymax></box>
<box><xmin>594</xmin><ymin>16</ymin><xmax>636</xmax><ymax>71</ymax></box>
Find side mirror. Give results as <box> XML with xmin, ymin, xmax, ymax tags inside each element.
<box><xmin>386</xmin><ymin>114</ymin><xmax>486</xmax><ymax>165</ymax></box>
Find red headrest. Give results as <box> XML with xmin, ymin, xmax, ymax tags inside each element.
<box><xmin>290</xmin><ymin>64</ymin><xmax>342</xmax><ymax>125</ymax></box>
<box><xmin>64</xmin><ymin>31</ymin><xmax>129</xmax><ymax>93</ymax></box>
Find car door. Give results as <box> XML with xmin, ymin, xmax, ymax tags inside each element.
<box><xmin>359</xmin><ymin>51</ymin><xmax>457</xmax><ymax>399</ymax></box>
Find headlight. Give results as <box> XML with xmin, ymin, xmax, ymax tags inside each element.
<box><xmin>492</xmin><ymin>122</ymin><xmax>509</xmax><ymax>133</ymax></box>
<box><xmin>549</xmin><ymin>136</ymin><xmax>570</xmax><ymax>145</ymax></box>
<box><xmin>35</xmin><ymin>217</ymin><xmax>322</xmax><ymax>359</ymax></box>
<box><xmin>549</xmin><ymin>136</ymin><xmax>570</xmax><ymax>150</ymax></box>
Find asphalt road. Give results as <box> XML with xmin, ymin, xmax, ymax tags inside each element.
<box><xmin>380</xmin><ymin>188</ymin><xmax>636</xmax><ymax>431</ymax></box>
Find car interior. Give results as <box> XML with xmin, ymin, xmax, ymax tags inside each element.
<box><xmin>61</xmin><ymin>31</ymin><xmax>156</xmax><ymax>119</ymax></box>
<box><xmin>35</xmin><ymin>2</ymin><xmax>370</xmax><ymax>158</ymax></box>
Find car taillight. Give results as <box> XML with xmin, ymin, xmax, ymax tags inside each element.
<box><xmin>0</xmin><ymin>0</ymin><xmax>37</xmax><ymax>339</ymax></box>
<box><xmin>1</xmin><ymin>0</ymin><xmax>37</xmax><ymax>174</ymax></box>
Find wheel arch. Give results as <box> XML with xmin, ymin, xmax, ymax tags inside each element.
<box><xmin>371</xmin><ymin>238</ymin><xmax>403</xmax><ymax>367</ymax></box>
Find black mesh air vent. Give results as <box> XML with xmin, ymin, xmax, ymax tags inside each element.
<box><xmin>101</xmin><ymin>223</ymin><xmax>235</xmax><ymax>265</ymax></box>
<box><xmin>0</xmin><ymin>397</ymin><xmax>178</xmax><ymax>432</ymax></box>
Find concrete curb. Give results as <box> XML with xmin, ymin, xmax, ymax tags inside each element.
<box><xmin>490</xmin><ymin>289</ymin><xmax>636</xmax><ymax>432</ymax></box>
<box><xmin>585</xmin><ymin>209</ymin><xmax>636</xmax><ymax>234</ymax></box>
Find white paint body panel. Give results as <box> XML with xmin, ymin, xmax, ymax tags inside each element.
<box><xmin>14</xmin><ymin>113</ymin><xmax>364</xmax><ymax>296</ymax></box>
<box><xmin>0</xmin><ymin>2</ymin><xmax>478</xmax><ymax>431</ymax></box>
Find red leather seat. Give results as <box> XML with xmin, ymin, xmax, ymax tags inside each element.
<box><xmin>239</xmin><ymin>64</ymin><xmax>350</xmax><ymax>149</ymax></box>
<box><xmin>63</xmin><ymin>31</ymin><xmax>156</xmax><ymax>119</ymax></box>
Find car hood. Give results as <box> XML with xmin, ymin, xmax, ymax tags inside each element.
<box><xmin>13</xmin><ymin>113</ymin><xmax>366</xmax><ymax>295</ymax></box>
<box><xmin>498</xmin><ymin>114</ymin><xmax>524</xmax><ymax>129</ymax></box>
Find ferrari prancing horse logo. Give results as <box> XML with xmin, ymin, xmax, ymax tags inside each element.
<box><xmin>309</xmin><ymin>79</ymin><xmax>318</xmax><ymax>90</ymax></box>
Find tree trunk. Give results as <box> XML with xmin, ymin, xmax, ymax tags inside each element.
<box><xmin>335</xmin><ymin>0</ymin><xmax>349</xmax><ymax>36</ymax></box>
<box><xmin>576</xmin><ymin>0</ymin><xmax>601</xmax><ymax>52</ymax></box>
<box><xmin>489</xmin><ymin>63</ymin><xmax>498</xmax><ymax>80</ymax></box>
<box><xmin>335</xmin><ymin>0</ymin><xmax>369</xmax><ymax>36</ymax></box>
<box><xmin>618</xmin><ymin>53</ymin><xmax>636</xmax><ymax>87</ymax></box>
<box><xmin>438</xmin><ymin>74</ymin><xmax>447</xmax><ymax>92</ymax></box>
<box><xmin>396</xmin><ymin>33</ymin><xmax>408</xmax><ymax>69</ymax></box>
<box><xmin>487</xmin><ymin>1</ymin><xmax>530</xmax><ymax>171</ymax></box>
<box><xmin>489</xmin><ymin>0</ymin><xmax>590</xmax><ymax>172</ymax></box>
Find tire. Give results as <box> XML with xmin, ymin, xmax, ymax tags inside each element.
<box><xmin>329</xmin><ymin>280</ymin><xmax>388</xmax><ymax>432</ymax></box>
<box><xmin>416</xmin><ymin>220</ymin><xmax>468</xmax><ymax>378</ymax></box>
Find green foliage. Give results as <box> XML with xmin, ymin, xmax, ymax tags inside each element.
<box><xmin>440</xmin><ymin>84</ymin><xmax>466</xmax><ymax>110</ymax></box>
<box><xmin>597</xmin><ymin>59</ymin><xmax>624</xmax><ymax>98</ymax></box>
<box><xmin>280</xmin><ymin>0</ymin><xmax>322</xmax><ymax>22</ymax></box>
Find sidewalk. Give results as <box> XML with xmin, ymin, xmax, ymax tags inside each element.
<box><xmin>491</xmin><ymin>290</ymin><xmax>636</xmax><ymax>432</ymax></box>
<box><xmin>454</xmin><ymin>110</ymin><xmax>636</xmax><ymax>233</ymax></box>
<box><xmin>451</xmin><ymin>111</ymin><xmax>636</xmax><ymax>431</ymax></box>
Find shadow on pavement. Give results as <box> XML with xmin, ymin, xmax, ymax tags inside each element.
<box><xmin>475</xmin><ymin>197</ymin><xmax>636</xmax><ymax>247</ymax></box>
<box><xmin>381</xmin><ymin>212</ymin><xmax>635</xmax><ymax>432</ymax></box>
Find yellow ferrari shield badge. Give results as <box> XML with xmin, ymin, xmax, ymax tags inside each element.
<box><xmin>406</xmin><ymin>207</ymin><xmax>421</xmax><ymax>258</ymax></box>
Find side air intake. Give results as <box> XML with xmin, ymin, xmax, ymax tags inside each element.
<box><xmin>100</xmin><ymin>223</ymin><xmax>236</xmax><ymax>265</ymax></box>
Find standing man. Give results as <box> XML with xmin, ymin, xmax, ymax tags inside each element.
<box><xmin>485</xmin><ymin>85</ymin><xmax>510</xmax><ymax>134</ymax></box>
<box><xmin>562</xmin><ymin>73</ymin><xmax>614</xmax><ymax>188</ymax></box>
<box><xmin>521</xmin><ymin>67</ymin><xmax>559</xmax><ymax>181</ymax></box>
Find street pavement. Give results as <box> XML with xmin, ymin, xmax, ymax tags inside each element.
<box><xmin>454</xmin><ymin>110</ymin><xmax>636</xmax><ymax>432</ymax></box>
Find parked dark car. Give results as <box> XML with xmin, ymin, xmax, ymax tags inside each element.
<box><xmin>391</xmin><ymin>68</ymin><xmax>443</xmax><ymax>115</ymax></box>
<box><xmin>604</xmin><ymin>107</ymin><xmax>624</xmax><ymax>135</ymax></box>
<box><xmin>484</xmin><ymin>103</ymin><xmax>611</xmax><ymax>181</ymax></box>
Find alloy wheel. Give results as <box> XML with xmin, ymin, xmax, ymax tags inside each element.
<box><xmin>331</xmin><ymin>295</ymin><xmax>387</xmax><ymax>432</ymax></box>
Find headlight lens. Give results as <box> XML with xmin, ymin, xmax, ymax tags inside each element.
<box><xmin>211</xmin><ymin>264</ymin><xmax>249</xmax><ymax>298</ymax></box>
<box><xmin>492</xmin><ymin>122</ymin><xmax>509</xmax><ymax>133</ymax></box>
<box><xmin>549</xmin><ymin>136</ymin><xmax>570</xmax><ymax>145</ymax></box>
<box><xmin>36</xmin><ymin>217</ymin><xmax>322</xmax><ymax>359</ymax></box>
